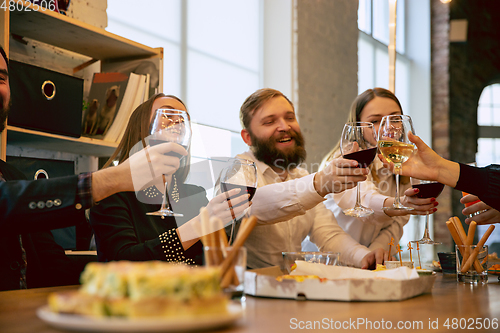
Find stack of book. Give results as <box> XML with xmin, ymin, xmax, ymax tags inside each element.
<box><xmin>82</xmin><ymin>72</ymin><xmax>150</xmax><ymax>143</ymax></box>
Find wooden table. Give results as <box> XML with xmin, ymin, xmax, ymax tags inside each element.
<box><xmin>1</xmin><ymin>274</ymin><xmax>499</xmax><ymax>332</ymax></box>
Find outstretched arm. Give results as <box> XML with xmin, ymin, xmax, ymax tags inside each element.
<box><xmin>382</xmin><ymin>132</ymin><xmax>460</xmax><ymax>187</ymax></box>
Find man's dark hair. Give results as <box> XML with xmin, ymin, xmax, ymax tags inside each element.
<box><xmin>0</xmin><ymin>46</ymin><xmax>8</xmax><ymax>66</ymax></box>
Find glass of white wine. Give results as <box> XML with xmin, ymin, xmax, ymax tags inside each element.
<box><xmin>377</xmin><ymin>114</ymin><xmax>415</xmax><ymax>211</ymax></box>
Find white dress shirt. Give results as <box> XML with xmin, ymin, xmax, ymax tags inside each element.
<box><xmin>323</xmin><ymin>157</ymin><xmax>410</xmax><ymax>254</ymax></box>
<box><xmin>239</xmin><ymin>151</ymin><xmax>371</xmax><ymax>269</ymax></box>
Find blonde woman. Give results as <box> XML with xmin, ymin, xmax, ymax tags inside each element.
<box><xmin>320</xmin><ymin>88</ymin><xmax>437</xmax><ymax>254</ymax></box>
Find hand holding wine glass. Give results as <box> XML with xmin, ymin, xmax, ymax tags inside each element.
<box><xmin>411</xmin><ymin>178</ymin><xmax>444</xmax><ymax>244</ymax></box>
<box><xmin>128</xmin><ymin>141</ymin><xmax>187</xmax><ymax>198</ymax></box>
<box><xmin>382</xmin><ymin>186</ymin><xmax>437</xmax><ymax>217</ymax></box>
<box><xmin>340</xmin><ymin>122</ymin><xmax>378</xmax><ymax>217</ymax></box>
<box><xmin>205</xmin><ymin>189</ymin><xmax>252</xmax><ymax>226</ymax></box>
<box><xmin>378</xmin><ymin>115</ymin><xmax>416</xmax><ymax>211</ymax></box>
<box><xmin>146</xmin><ymin>109</ymin><xmax>191</xmax><ymax>218</ymax></box>
<box><xmin>216</xmin><ymin>158</ymin><xmax>257</xmax><ymax>212</ymax></box>
<box><xmin>214</xmin><ymin>158</ymin><xmax>257</xmax><ymax>241</ymax></box>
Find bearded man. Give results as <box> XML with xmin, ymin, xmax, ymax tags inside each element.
<box><xmin>235</xmin><ymin>88</ymin><xmax>386</xmax><ymax>269</ymax></box>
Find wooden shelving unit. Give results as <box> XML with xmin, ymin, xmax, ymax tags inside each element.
<box><xmin>0</xmin><ymin>1</ymin><xmax>163</xmax><ymax>159</ymax></box>
<box><xmin>10</xmin><ymin>4</ymin><xmax>159</xmax><ymax>60</ymax></box>
<box><xmin>6</xmin><ymin>125</ymin><xmax>118</xmax><ymax>157</ymax></box>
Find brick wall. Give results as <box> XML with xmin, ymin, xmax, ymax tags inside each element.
<box><xmin>431</xmin><ymin>0</ymin><xmax>451</xmax><ymax>245</ymax></box>
<box><xmin>295</xmin><ymin>0</ymin><xmax>358</xmax><ymax>171</ymax></box>
<box><xmin>432</xmin><ymin>0</ymin><xmax>500</xmax><ymax>246</ymax></box>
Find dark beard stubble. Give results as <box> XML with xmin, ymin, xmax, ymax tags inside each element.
<box><xmin>249</xmin><ymin>129</ymin><xmax>307</xmax><ymax>174</ymax></box>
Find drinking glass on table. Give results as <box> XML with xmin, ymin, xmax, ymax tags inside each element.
<box><xmin>214</xmin><ymin>158</ymin><xmax>257</xmax><ymax>242</ymax></box>
<box><xmin>340</xmin><ymin>122</ymin><xmax>378</xmax><ymax>217</ymax></box>
<box><xmin>146</xmin><ymin>109</ymin><xmax>191</xmax><ymax>218</ymax></box>
<box><xmin>378</xmin><ymin>114</ymin><xmax>416</xmax><ymax>211</ymax></box>
<box><xmin>411</xmin><ymin>178</ymin><xmax>445</xmax><ymax>244</ymax></box>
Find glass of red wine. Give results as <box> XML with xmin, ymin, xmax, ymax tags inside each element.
<box><xmin>218</xmin><ymin>158</ymin><xmax>257</xmax><ymax>207</ymax></box>
<box><xmin>146</xmin><ymin>109</ymin><xmax>191</xmax><ymax>218</ymax></box>
<box><xmin>411</xmin><ymin>178</ymin><xmax>445</xmax><ymax>244</ymax></box>
<box><xmin>340</xmin><ymin>122</ymin><xmax>378</xmax><ymax>217</ymax></box>
<box><xmin>215</xmin><ymin>158</ymin><xmax>257</xmax><ymax>242</ymax></box>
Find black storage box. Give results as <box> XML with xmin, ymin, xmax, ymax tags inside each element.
<box><xmin>8</xmin><ymin>61</ymin><xmax>83</xmax><ymax>138</ymax></box>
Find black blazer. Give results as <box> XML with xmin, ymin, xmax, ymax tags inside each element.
<box><xmin>0</xmin><ymin>160</ymin><xmax>86</xmax><ymax>291</ymax></box>
<box><xmin>90</xmin><ymin>182</ymin><xmax>209</xmax><ymax>265</ymax></box>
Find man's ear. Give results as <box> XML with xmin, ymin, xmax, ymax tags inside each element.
<box><xmin>241</xmin><ymin>129</ymin><xmax>252</xmax><ymax>146</ymax></box>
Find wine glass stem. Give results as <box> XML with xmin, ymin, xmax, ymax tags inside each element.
<box><xmin>354</xmin><ymin>182</ymin><xmax>362</xmax><ymax>208</ymax></box>
<box><xmin>394</xmin><ymin>173</ymin><xmax>402</xmax><ymax>207</ymax></box>
<box><xmin>423</xmin><ymin>214</ymin><xmax>431</xmax><ymax>239</ymax></box>
<box><xmin>160</xmin><ymin>175</ymin><xmax>172</xmax><ymax>217</ymax></box>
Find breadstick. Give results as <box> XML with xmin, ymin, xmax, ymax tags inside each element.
<box><xmin>461</xmin><ymin>225</ymin><xmax>495</xmax><ymax>273</ymax></box>
<box><xmin>220</xmin><ymin>216</ymin><xmax>257</xmax><ymax>279</ymax></box>
<box><xmin>452</xmin><ymin>216</ymin><xmax>467</xmax><ymax>245</ymax></box>
<box><xmin>462</xmin><ymin>222</ymin><xmax>477</xmax><ymax>267</ymax></box>
<box><xmin>446</xmin><ymin>220</ymin><xmax>483</xmax><ymax>273</ymax></box>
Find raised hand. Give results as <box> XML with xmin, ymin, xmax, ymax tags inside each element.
<box><xmin>380</xmin><ymin>132</ymin><xmax>460</xmax><ymax>188</ymax></box>
<box><xmin>127</xmin><ymin>142</ymin><xmax>187</xmax><ymax>192</ymax></box>
<box><xmin>384</xmin><ymin>187</ymin><xmax>438</xmax><ymax>217</ymax></box>
<box><xmin>314</xmin><ymin>157</ymin><xmax>369</xmax><ymax>196</ymax></box>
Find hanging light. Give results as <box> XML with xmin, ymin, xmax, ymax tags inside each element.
<box><xmin>440</xmin><ymin>0</ymin><xmax>452</xmax><ymax>3</ymax></box>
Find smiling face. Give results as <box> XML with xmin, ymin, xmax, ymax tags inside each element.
<box><xmin>243</xmin><ymin>96</ymin><xmax>301</xmax><ymax>151</ymax></box>
<box><xmin>359</xmin><ymin>96</ymin><xmax>402</xmax><ymax>135</ymax></box>
<box><xmin>241</xmin><ymin>96</ymin><xmax>306</xmax><ymax>171</ymax></box>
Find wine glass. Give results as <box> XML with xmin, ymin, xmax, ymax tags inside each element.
<box><xmin>411</xmin><ymin>179</ymin><xmax>445</xmax><ymax>244</ymax></box>
<box><xmin>146</xmin><ymin>109</ymin><xmax>191</xmax><ymax>217</ymax></box>
<box><xmin>214</xmin><ymin>158</ymin><xmax>257</xmax><ymax>242</ymax></box>
<box><xmin>340</xmin><ymin>122</ymin><xmax>378</xmax><ymax>217</ymax></box>
<box><xmin>377</xmin><ymin>114</ymin><xmax>415</xmax><ymax>211</ymax></box>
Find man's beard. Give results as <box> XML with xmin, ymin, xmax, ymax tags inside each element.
<box><xmin>249</xmin><ymin>129</ymin><xmax>306</xmax><ymax>172</ymax></box>
<box><xmin>0</xmin><ymin>99</ymin><xmax>9</xmax><ymax>133</ymax></box>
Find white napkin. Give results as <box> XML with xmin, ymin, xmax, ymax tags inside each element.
<box><xmin>290</xmin><ymin>261</ymin><xmax>419</xmax><ymax>280</ymax></box>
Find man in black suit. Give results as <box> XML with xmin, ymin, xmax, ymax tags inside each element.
<box><xmin>0</xmin><ymin>46</ymin><xmax>185</xmax><ymax>290</ymax></box>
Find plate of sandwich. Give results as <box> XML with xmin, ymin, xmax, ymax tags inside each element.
<box><xmin>37</xmin><ymin>261</ymin><xmax>244</xmax><ymax>332</ymax></box>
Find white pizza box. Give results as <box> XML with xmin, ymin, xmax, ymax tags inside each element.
<box><xmin>244</xmin><ymin>266</ymin><xmax>436</xmax><ymax>302</ymax></box>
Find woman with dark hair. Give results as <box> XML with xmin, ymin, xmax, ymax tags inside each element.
<box><xmin>319</xmin><ymin>88</ymin><xmax>435</xmax><ymax>255</ymax></box>
<box><xmin>90</xmin><ymin>93</ymin><xmax>249</xmax><ymax>265</ymax></box>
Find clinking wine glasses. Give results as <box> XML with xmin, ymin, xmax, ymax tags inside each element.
<box><xmin>146</xmin><ymin>109</ymin><xmax>191</xmax><ymax>218</ymax></box>
<box><xmin>378</xmin><ymin>114</ymin><xmax>416</xmax><ymax>211</ymax></box>
<box><xmin>340</xmin><ymin>122</ymin><xmax>378</xmax><ymax>217</ymax></box>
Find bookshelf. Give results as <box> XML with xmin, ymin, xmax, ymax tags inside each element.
<box><xmin>0</xmin><ymin>1</ymin><xmax>163</xmax><ymax>160</ymax></box>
